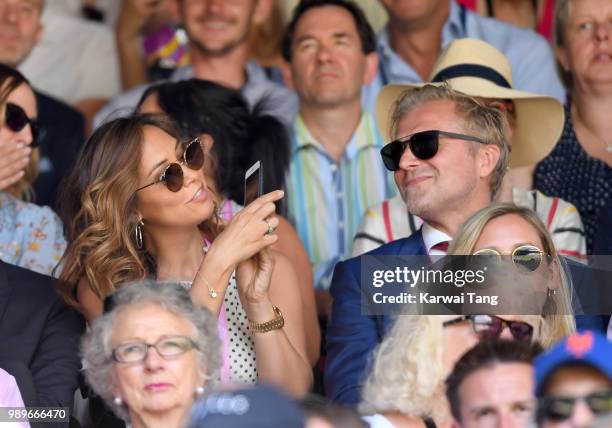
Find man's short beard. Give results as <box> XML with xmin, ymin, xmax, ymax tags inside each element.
<box><xmin>186</xmin><ymin>28</ymin><xmax>250</xmax><ymax>58</ymax></box>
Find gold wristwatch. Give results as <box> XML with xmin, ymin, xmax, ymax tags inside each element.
<box><xmin>248</xmin><ymin>306</ymin><xmax>284</xmax><ymax>333</ymax></box>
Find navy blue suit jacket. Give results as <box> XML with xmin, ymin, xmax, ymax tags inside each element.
<box><xmin>325</xmin><ymin>231</ymin><xmax>427</xmax><ymax>405</ymax></box>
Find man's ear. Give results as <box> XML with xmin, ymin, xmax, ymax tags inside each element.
<box><xmin>478</xmin><ymin>143</ymin><xmax>501</xmax><ymax>180</ymax></box>
<box><xmin>284</xmin><ymin>63</ymin><xmax>295</xmax><ymax>91</ymax></box>
<box><xmin>33</xmin><ymin>17</ymin><xmax>43</xmax><ymax>46</ymax></box>
<box><xmin>167</xmin><ymin>0</ymin><xmax>182</xmax><ymax>25</ymax></box>
<box><xmin>252</xmin><ymin>0</ymin><xmax>273</xmax><ymax>26</ymax></box>
<box><xmin>362</xmin><ymin>51</ymin><xmax>379</xmax><ymax>85</ymax></box>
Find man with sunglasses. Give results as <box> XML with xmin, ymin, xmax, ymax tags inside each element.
<box><xmin>446</xmin><ymin>338</ymin><xmax>543</xmax><ymax>428</ymax></box>
<box><xmin>325</xmin><ymin>83</ymin><xmax>510</xmax><ymax>405</ymax></box>
<box><xmin>534</xmin><ymin>331</ymin><xmax>612</xmax><ymax>428</ymax></box>
<box><xmin>0</xmin><ymin>0</ymin><xmax>86</xmax><ymax>209</ymax></box>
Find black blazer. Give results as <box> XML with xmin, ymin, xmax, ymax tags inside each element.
<box><xmin>0</xmin><ymin>261</ymin><xmax>84</xmax><ymax>426</ymax></box>
<box><xmin>34</xmin><ymin>91</ymin><xmax>85</xmax><ymax>209</ymax></box>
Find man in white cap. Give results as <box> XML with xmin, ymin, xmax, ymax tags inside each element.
<box><xmin>352</xmin><ymin>39</ymin><xmax>586</xmax><ymax>262</ymax></box>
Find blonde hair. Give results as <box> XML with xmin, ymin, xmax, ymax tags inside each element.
<box><xmin>0</xmin><ymin>65</ymin><xmax>39</xmax><ymax>201</ymax></box>
<box><xmin>360</xmin><ymin>316</ymin><xmax>448</xmax><ymax>419</ymax></box>
<box><xmin>391</xmin><ymin>84</ymin><xmax>510</xmax><ymax>198</ymax></box>
<box><xmin>447</xmin><ymin>203</ymin><xmax>576</xmax><ymax>346</ymax></box>
<box><xmin>360</xmin><ymin>205</ymin><xmax>575</xmax><ymax>418</ymax></box>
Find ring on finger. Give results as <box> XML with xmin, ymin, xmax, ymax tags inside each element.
<box><xmin>264</xmin><ymin>219</ymin><xmax>275</xmax><ymax>235</ymax></box>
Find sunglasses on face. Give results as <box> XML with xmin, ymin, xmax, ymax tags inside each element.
<box><xmin>5</xmin><ymin>102</ymin><xmax>42</xmax><ymax>148</ymax></box>
<box><xmin>472</xmin><ymin>244</ymin><xmax>548</xmax><ymax>273</ymax></box>
<box><xmin>380</xmin><ymin>130</ymin><xmax>488</xmax><ymax>171</ymax></box>
<box><xmin>538</xmin><ymin>390</ymin><xmax>612</xmax><ymax>422</ymax></box>
<box><xmin>136</xmin><ymin>138</ymin><xmax>205</xmax><ymax>193</ymax></box>
<box><xmin>443</xmin><ymin>314</ymin><xmax>534</xmax><ymax>342</ymax></box>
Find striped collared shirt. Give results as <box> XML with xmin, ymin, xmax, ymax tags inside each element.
<box><xmin>286</xmin><ymin>112</ymin><xmax>397</xmax><ymax>290</ymax></box>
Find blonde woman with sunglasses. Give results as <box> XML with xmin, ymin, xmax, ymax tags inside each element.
<box><xmin>58</xmin><ymin>114</ymin><xmax>312</xmax><ymax>397</ymax></box>
<box><xmin>447</xmin><ymin>202</ymin><xmax>576</xmax><ymax>345</ymax></box>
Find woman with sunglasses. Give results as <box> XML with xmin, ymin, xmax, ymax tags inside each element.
<box><xmin>448</xmin><ymin>203</ymin><xmax>576</xmax><ymax>344</ymax></box>
<box><xmin>135</xmin><ymin>79</ymin><xmax>320</xmax><ymax>366</ymax></box>
<box><xmin>0</xmin><ymin>65</ymin><xmax>65</xmax><ymax>276</ymax></box>
<box><xmin>360</xmin><ymin>314</ymin><xmax>549</xmax><ymax>428</ymax></box>
<box><xmin>58</xmin><ymin>114</ymin><xmax>312</xmax><ymax>396</ymax></box>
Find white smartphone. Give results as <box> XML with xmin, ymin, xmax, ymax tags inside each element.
<box><xmin>244</xmin><ymin>161</ymin><xmax>263</xmax><ymax>206</ymax></box>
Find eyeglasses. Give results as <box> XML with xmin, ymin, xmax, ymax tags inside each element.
<box><xmin>472</xmin><ymin>244</ymin><xmax>548</xmax><ymax>273</ymax></box>
<box><xmin>443</xmin><ymin>314</ymin><xmax>534</xmax><ymax>342</ymax></box>
<box><xmin>5</xmin><ymin>102</ymin><xmax>42</xmax><ymax>148</ymax></box>
<box><xmin>111</xmin><ymin>335</ymin><xmax>199</xmax><ymax>363</ymax></box>
<box><xmin>538</xmin><ymin>390</ymin><xmax>612</xmax><ymax>422</ymax></box>
<box><xmin>136</xmin><ymin>138</ymin><xmax>204</xmax><ymax>193</ymax></box>
<box><xmin>380</xmin><ymin>130</ymin><xmax>488</xmax><ymax>171</ymax></box>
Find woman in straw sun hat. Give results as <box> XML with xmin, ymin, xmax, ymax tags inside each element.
<box><xmin>352</xmin><ymin>38</ymin><xmax>586</xmax><ymax>262</ymax></box>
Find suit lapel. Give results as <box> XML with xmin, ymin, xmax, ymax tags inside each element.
<box><xmin>396</xmin><ymin>229</ymin><xmax>427</xmax><ymax>256</ymax></box>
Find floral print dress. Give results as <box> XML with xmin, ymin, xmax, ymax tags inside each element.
<box><xmin>0</xmin><ymin>193</ymin><xmax>66</xmax><ymax>276</ymax></box>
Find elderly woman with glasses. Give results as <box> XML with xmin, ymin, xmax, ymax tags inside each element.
<box><xmin>59</xmin><ymin>114</ymin><xmax>312</xmax><ymax>396</ymax></box>
<box><xmin>82</xmin><ymin>281</ymin><xmax>221</xmax><ymax>428</ymax></box>
<box><xmin>0</xmin><ymin>64</ymin><xmax>65</xmax><ymax>276</ymax></box>
<box><xmin>359</xmin><ymin>204</ymin><xmax>575</xmax><ymax>428</ymax></box>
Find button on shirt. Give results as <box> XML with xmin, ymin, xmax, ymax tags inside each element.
<box><xmin>362</xmin><ymin>0</ymin><xmax>565</xmax><ymax>114</ymax></box>
<box><xmin>287</xmin><ymin>112</ymin><xmax>397</xmax><ymax>290</ymax></box>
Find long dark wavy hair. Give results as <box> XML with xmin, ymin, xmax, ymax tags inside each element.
<box><xmin>57</xmin><ymin>114</ymin><xmax>223</xmax><ymax>307</ymax></box>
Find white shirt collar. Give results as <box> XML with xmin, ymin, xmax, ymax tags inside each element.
<box><xmin>422</xmin><ymin>222</ymin><xmax>452</xmax><ymax>256</ymax></box>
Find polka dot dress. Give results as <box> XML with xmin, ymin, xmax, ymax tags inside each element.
<box><xmin>534</xmin><ymin>104</ymin><xmax>612</xmax><ymax>254</ymax></box>
<box><xmin>223</xmin><ymin>273</ymin><xmax>258</xmax><ymax>384</ymax></box>
<box><xmin>178</xmin><ymin>275</ymin><xmax>257</xmax><ymax>385</ymax></box>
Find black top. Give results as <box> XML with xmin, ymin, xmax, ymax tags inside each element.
<box><xmin>534</xmin><ymin>103</ymin><xmax>612</xmax><ymax>254</ymax></box>
<box><xmin>34</xmin><ymin>91</ymin><xmax>85</xmax><ymax>210</ymax></box>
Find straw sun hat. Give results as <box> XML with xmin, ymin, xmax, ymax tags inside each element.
<box><xmin>375</xmin><ymin>38</ymin><xmax>565</xmax><ymax>168</ymax></box>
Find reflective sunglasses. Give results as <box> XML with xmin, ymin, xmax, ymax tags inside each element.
<box><xmin>380</xmin><ymin>130</ymin><xmax>488</xmax><ymax>171</ymax></box>
<box><xmin>537</xmin><ymin>390</ymin><xmax>612</xmax><ymax>422</ymax></box>
<box><xmin>472</xmin><ymin>244</ymin><xmax>548</xmax><ymax>273</ymax></box>
<box><xmin>136</xmin><ymin>138</ymin><xmax>204</xmax><ymax>193</ymax></box>
<box><xmin>5</xmin><ymin>102</ymin><xmax>42</xmax><ymax>148</ymax></box>
<box><xmin>443</xmin><ymin>314</ymin><xmax>534</xmax><ymax>342</ymax></box>
<box><xmin>111</xmin><ymin>335</ymin><xmax>199</xmax><ymax>363</ymax></box>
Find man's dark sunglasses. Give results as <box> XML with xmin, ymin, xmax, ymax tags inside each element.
<box><xmin>443</xmin><ymin>314</ymin><xmax>534</xmax><ymax>342</ymax></box>
<box><xmin>537</xmin><ymin>390</ymin><xmax>612</xmax><ymax>422</ymax></box>
<box><xmin>380</xmin><ymin>130</ymin><xmax>488</xmax><ymax>171</ymax></box>
<box><xmin>136</xmin><ymin>138</ymin><xmax>204</xmax><ymax>193</ymax></box>
<box><xmin>5</xmin><ymin>102</ymin><xmax>43</xmax><ymax>148</ymax></box>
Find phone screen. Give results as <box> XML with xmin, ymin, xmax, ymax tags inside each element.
<box><xmin>244</xmin><ymin>161</ymin><xmax>262</xmax><ymax>206</ymax></box>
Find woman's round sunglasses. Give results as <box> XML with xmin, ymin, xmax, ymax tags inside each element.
<box><xmin>136</xmin><ymin>138</ymin><xmax>204</xmax><ymax>193</ymax></box>
<box><xmin>5</xmin><ymin>102</ymin><xmax>42</xmax><ymax>148</ymax></box>
<box><xmin>380</xmin><ymin>130</ymin><xmax>488</xmax><ymax>171</ymax></box>
<box><xmin>472</xmin><ymin>244</ymin><xmax>548</xmax><ymax>273</ymax></box>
